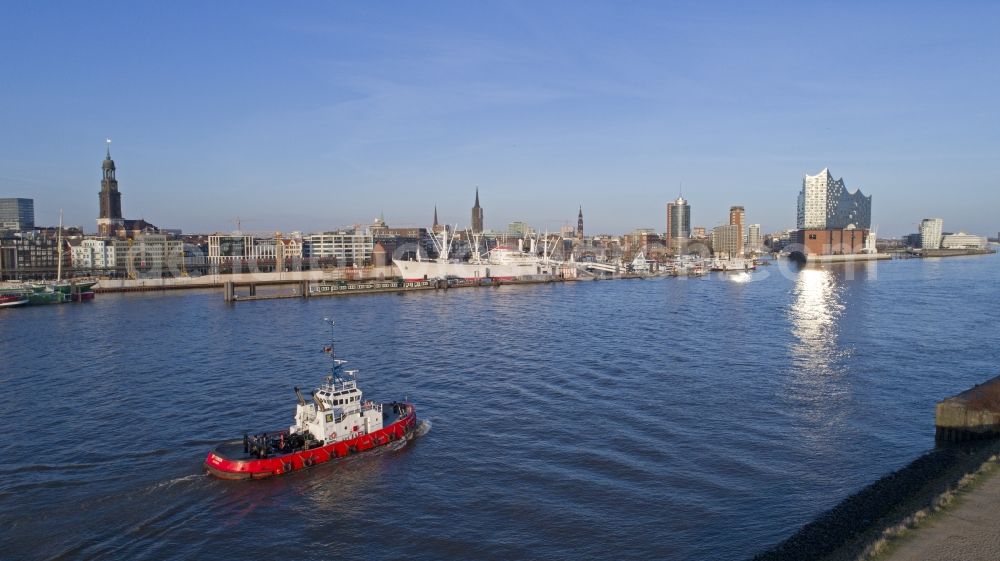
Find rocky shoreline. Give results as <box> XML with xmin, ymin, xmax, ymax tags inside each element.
<box><xmin>749</xmin><ymin>440</ymin><xmax>1000</xmax><ymax>561</ymax></box>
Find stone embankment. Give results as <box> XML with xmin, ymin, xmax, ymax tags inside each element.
<box><xmin>750</xmin><ymin>375</ymin><xmax>1000</xmax><ymax>561</ymax></box>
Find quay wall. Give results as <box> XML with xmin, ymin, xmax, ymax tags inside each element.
<box><xmin>751</xmin><ymin>375</ymin><xmax>1000</xmax><ymax>561</ymax></box>
<box><xmin>912</xmin><ymin>248</ymin><xmax>996</xmax><ymax>258</ymax></box>
<box><xmin>95</xmin><ymin>267</ymin><xmax>398</xmax><ymax>292</ymax></box>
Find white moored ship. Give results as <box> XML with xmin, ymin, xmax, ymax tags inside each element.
<box><xmin>394</xmin><ymin>227</ymin><xmax>564</xmax><ymax>281</ymax></box>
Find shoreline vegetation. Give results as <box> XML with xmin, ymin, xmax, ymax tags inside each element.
<box><xmin>750</xmin><ymin>441</ymin><xmax>1000</xmax><ymax>561</ymax></box>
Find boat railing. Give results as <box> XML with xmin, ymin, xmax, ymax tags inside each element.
<box><xmin>362</xmin><ymin>400</ymin><xmax>383</xmax><ymax>414</ymax></box>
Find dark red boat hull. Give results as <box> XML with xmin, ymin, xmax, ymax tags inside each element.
<box><xmin>204</xmin><ymin>405</ymin><xmax>417</xmax><ymax>480</ymax></box>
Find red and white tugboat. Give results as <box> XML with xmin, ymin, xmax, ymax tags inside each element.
<box><xmin>204</xmin><ymin>320</ymin><xmax>417</xmax><ymax>480</ymax></box>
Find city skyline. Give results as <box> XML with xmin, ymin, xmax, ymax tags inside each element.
<box><xmin>2</xmin><ymin>3</ymin><xmax>999</xmax><ymax>236</ymax></box>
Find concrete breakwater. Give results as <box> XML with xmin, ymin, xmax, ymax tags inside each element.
<box><xmin>223</xmin><ymin>275</ymin><xmax>584</xmax><ymax>302</ymax></box>
<box><xmin>751</xmin><ymin>376</ymin><xmax>1000</xmax><ymax>561</ymax></box>
<box><xmin>911</xmin><ymin>248</ymin><xmax>996</xmax><ymax>258</ymax></box>
<box><xmin>936</xmin><ymin>374</ymin><xmax>1000</xmax><ymax>442</ymax></box>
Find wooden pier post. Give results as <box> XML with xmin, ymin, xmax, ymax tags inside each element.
<box><xmin>224</xmin><ymin>282</ymin><xmax>234</xmax><ymax>302</ymax></box>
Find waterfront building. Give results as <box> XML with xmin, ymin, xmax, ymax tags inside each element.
<box><xmin>765</xmin><ymin>229</ymin><xmax>796</xmax><ymax>252</ymax></box>
<box><xmin>691</xmin><ymin>226</ymin><xmax>706</xmax><ymax>239</ymax></box>
<box><xmin>794</xmin><ymin>228</ymin><xmax>869</xmax><ymax>256</ymax></box>
<box><xmin>471</xmin><ymin>188</ymin><xmax>484</xmax><ymax>234</ymax></box>
<box><xmin>729</xmin><ymin>205</ymin><xmax>745</xmax><ymax>256</ymax></box>
<box><xmin>69</xmin><ymin>238</ymin><xmax>117</xmax><ymax>273</ymax></box>
<box><xmin>940</xmin><ymin>232</ymin><xmax>987</xmax><ymax>250</ymax></box>
<box><xmin>902</xmin><ymin>233</ymin><xmax>922</xmax><ymax>248</ymax></box>
<box><xmin>796</xmin><ymin>168</ymin><xmax>871</xmax><ymax>230</ymax></box>
<box><xmin>622</xmin><ymin>229</ymin><xmax>662</xmax><ymax>260</ymax></box>
<box><xmin>747</xmin><ymin>224</ymin><xmax>762</xmax><ymax>254</ymax></box>
<box><xmin>577</xmin><ymin>206</ymin><xmax>584</xmax><ymax>240</ymax></box>
<box><xmin>920</xmin><ymin>218</ymin><xmax>944</xmax><ymax>249</ymax></box>
<box><xmin>112</xmin><ymin>234</ymin><xmax>184</xmax><ymax>279</ymax></box>
<box><xmin>0</xmin><ymin>198</ymin><xmax>34</xmax><ymax>232</ymax></box>
<box><xmin>304</xmin><ymin>230</ymin><xmax>374</xmax><ymax>267</ymax></box>
<box><xmin>559</xmin><ymin>225</ymin><xmax>575</xmax><ymax>239</ymax></box>
<box><xmin>275</xmin><ymin>236</ymin><xmax>303</xmax><ymax>268</ymax></box>
<box><xmin>665</xmin><ymin>196</ymin><xmax>691</xmax><ymax>252</ymax></box>
<box><xmin>370</xmin><ymin>220</ymin><xmax>435</xmax><ymax>261</ymax></box>
<box><xmin>711</xmin><ymin>224</ymin><xmax>741</xmax><ymax>258</ymax></box>
<box><xmin>207</xmin><ymin>234</ymin><xmax>294</xmax><ymax>270</ymax></box>
<box><xmin>0</xmin><ymin>233</ymin><xmax>60</xmax><ymax>280</ymax></box>
<box><xmin>793</xmin><ymin>169</ymin><xmax>872</xmax><ymax>257</ymax></box>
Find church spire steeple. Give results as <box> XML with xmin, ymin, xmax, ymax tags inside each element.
<box><xmin>98</xmin><ymin>139</ymin><xmax>124</xmax><ymax>236</ymax></box>
<box><xmin>471</xmin><ymin>187</ymin><xmax>484</xmax><ymax>233</ymax></box>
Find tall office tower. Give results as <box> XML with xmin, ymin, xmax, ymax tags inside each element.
<box><xmin>0</xmin><ymin>198</ymin><xmax>34</xmax><ymax>231</ymax></box>
<box><xmin>729</xmin><ymin>205</ymin><xmax>745</xmax><ymax>256</ymax></box>
<box><xmin>747</xmin><ymin>224</ymin><xmax>762</xmax><ymax>254</ymax></box>
<box><xmin>666</xmin><ymin>196</ymin><xmax>691</xmax><ymax>252</ymax></box>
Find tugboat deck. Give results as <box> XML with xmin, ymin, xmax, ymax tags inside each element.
<box><xmin>212</xmin><ymin>403</ymin><xmax>410</xmax><ymax>462</ymax></box>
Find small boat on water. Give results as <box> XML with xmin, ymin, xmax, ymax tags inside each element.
<box><xmin>0</xmin><ymin>292</ymin><xmax>30</xmax><ymax>308</ymax></box>
<box><xmin>27</xmin><ymin>286</ymin><xmax>69</xmax><ymax>305</ymax></box>
<box><xmin>204</xmin><ymin>320</ymin><xmax>418</xmax><ymax>480</ymax></box>
<box><xmin>34</xmin><ymin>280</ymin><xmax>98</xmax><ymax>294</ymax></box>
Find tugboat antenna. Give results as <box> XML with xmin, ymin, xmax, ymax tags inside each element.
<box><xmin>323</xmin><ymin>317</ymin><xmax>342</xmax><ymax>378</ymax></box>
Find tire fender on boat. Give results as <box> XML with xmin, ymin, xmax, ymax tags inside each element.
<box><xmin>282</xmin><ymin>461</ymin><xmax>292</xmax><ymax>473</ymax></box>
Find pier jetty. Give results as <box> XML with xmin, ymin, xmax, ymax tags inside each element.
<box><xmin>936</xmin><ymin>374</ymin><xmax>1000</xmax><ymax>443</ymax></box>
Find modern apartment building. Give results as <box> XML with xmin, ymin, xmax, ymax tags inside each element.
<box><xmin>920</xmin><ymin>218</ymin><xmax>944</xmax><ymax>250</ymax></box>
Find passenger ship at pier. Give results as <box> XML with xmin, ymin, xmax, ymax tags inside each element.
<box><xmin>394</xmin><ymin>228</ymin><xmax>564</xmax><ymax>281</ymax></box>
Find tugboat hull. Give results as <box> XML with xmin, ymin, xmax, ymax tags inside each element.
<box><xmin>205</xmin><ymin>404</ymin><xmax>417</xmax><ymax>480</ymax></box>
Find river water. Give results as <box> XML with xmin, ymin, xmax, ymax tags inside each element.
<box><xmin>2</xmin><ymin>253</ymin><xmax>998</xmax><ymax>560</ymax></box>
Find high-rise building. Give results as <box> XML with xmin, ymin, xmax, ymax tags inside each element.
<box><xmin>796</xmin><ymin>168</ymin><xmax>871</xmax><ymax>230</ymax></box>
<box><xmin>508</xmin><ymin>221</ymin><xmax>529</xmax><ymax>237</ymax></box>
<box><xmin>920</xmin><ymin>218</ymin><xmax>944</xmax><ymax>249</ymax></box>
<box><xmin>0</xmin><ymin>198</ymin><xmax>34</xmax><ymax>231</ymax></box>
<box><xmin>729</xmin><ymin>205</ymin><xmax>745</xmax><ymax>256</ymax></box>
<box><xmin>97</xmin><ymin>140</ymin><xmax>125</xmax><ymax>237</ymax></box>
<box><xmin>711</xmin><ymin>224</ymin><xmax>741</xmax><ymax>257</ymax></box>
<box><xmin>471</xmin><ymin>188</ymin><xmax>484</xmax><ymax>233</ymax></box>
<box><xmin>665</xmin><ymin>196</ymin><xmax>691</xmax><ymax>252</ymax></box>
<box><xmin>747</xmin><ymin>224</ymin><xmax>762</xmax><ymax>254</ymax></box>
<box><xmin>577</xmin><ymin>206</ymin><xmax>584</xmax><ymax>240</ymax></box>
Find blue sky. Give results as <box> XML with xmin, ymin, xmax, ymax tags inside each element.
<box><xmin>1</xmin><ymin>1</ymin><xmax>998</xmax><ymax>237</ymax></box>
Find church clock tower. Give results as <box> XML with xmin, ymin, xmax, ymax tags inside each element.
<box><xmin>97</xmin><ymin>139</ymin><xmax>124</xmax><ymax>237</ymax></box>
